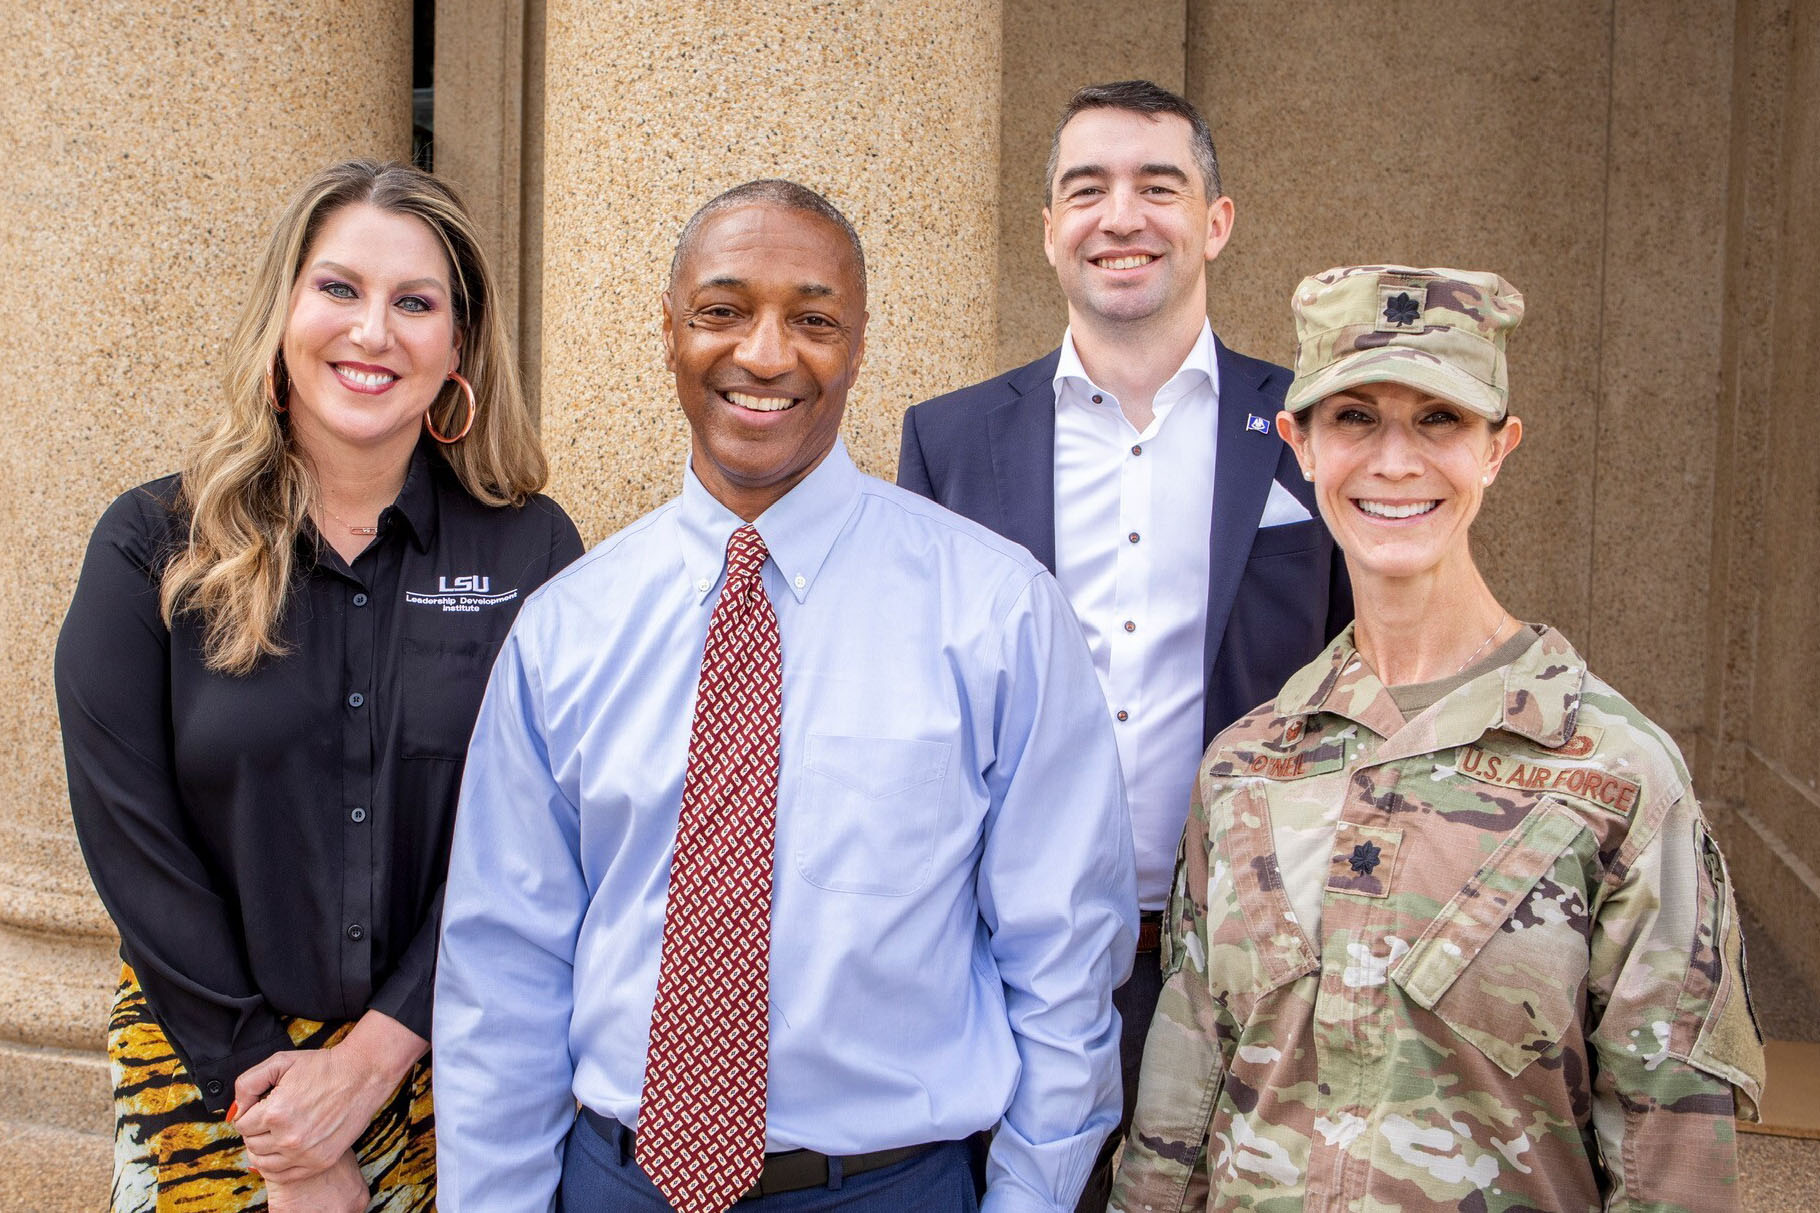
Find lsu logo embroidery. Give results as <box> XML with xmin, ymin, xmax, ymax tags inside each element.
<box><xmin>405</xmin><ymin>573</ymin><xmax>519</xmax><ymax>614</ymax></box>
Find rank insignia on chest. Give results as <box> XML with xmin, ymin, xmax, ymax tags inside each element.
<box><xmin>1327</xmin><ymin>823</ymin><xmax>1403</xmax><ymax>898</ymax></box>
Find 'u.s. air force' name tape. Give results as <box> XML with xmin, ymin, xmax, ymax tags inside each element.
<box><xmin>1455</xmin><ymin>745</ymin><xmax>1642</xmax><ymax>815</ymax></box>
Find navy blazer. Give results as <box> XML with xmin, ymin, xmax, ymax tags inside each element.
<box><xmin>898</xmin><ymin>339</ymin><xmax>1352</xmax><ymax>747</ymax></box>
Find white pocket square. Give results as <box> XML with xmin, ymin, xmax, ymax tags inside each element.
<box><xmin>1259</xmin><ymin>480</ymin><xmax>1314</xmax><ymax>527</ymax></box>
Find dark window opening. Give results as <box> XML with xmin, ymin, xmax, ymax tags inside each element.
<box><xmin>412</xmin><ymin>0</ymin><xmax>435</xmax><ymax>169</ymax></box>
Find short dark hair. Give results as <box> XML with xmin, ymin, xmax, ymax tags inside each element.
<box><xmin>1045</xmin><ymin>80</ymin><xmax>1222</xmax><ymax>201</ymax></box>
<box><xmin>668</xmin><ymin>179</ymin><xmax>867</xmax><ymax>295</ymax></box>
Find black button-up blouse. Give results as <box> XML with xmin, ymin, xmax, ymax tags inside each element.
<box><xmin>55</xmin><ymin>443</ymin><xmax>583</xmax><ymax>1110</ymax></box>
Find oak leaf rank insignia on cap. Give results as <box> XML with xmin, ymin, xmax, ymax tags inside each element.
<box><xmin>1285</xmin><ymin>264</ymin><xmax>1525</xmax><ymax>420</ymax></box>
<box><xmin>1379</xmin><ymin>287</ymin><xmax>1424</xmax><ymax>330</ymax></box>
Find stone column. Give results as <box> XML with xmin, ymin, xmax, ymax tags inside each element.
<box><xmin>433</xmin><ymin>0</ymin><xmax>544</xmax><ymax>413</ymax></box>
<box><xmin>0</xmin><ymin>3</ymin><xmax>411</xmax><ymax>1203</ymax></box>
<box><xmin>538</xmin><ymin>0</ymin><xmax>1002</xmax><ymax>542</ymax></box>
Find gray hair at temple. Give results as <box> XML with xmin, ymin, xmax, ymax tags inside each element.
<box><xmin>668</xmin><ymin>179</ymin><xmax>867</xmax><ymax>295</ymax></box>
<box><xmin>1045</xmin><ymin>79</ymin><xmax>1223</xmax><ymax>201</ymax></box>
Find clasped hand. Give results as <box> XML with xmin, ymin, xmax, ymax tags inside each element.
<box><xmin>233</xmin><ymin>1044</ymin><xmax>378</xmax><ymax>1181</ymax></box>
<box><xmin>230</xmin><ymin>1010</ymin><xmax>427</xmax><ymax>1208</ymax></box>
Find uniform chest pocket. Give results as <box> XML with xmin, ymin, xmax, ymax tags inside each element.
<box><xmin>794</xmin><ymin>734</ymin><xmax>951</xmax><ymax>897</ymax></box>
<box><xmin>399</xmin><ymin>636</ymin><xmax>504</xmax><ymax>760</ymax></box>
<box><xmin>1390</xmin><ymin>798</ymin><xmax>1593</xmax><ymax>1076</ymax></box>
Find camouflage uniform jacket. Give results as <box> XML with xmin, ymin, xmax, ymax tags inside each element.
<box><xmin>1111</xmin><ymin>624</ymin><xmax>1764</xmax><ymax>1212</ymax></box>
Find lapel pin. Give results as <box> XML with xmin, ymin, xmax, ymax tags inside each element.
<box><xmin>1245</xmin><ymin>413</ymin><xmax>1270</xmax><ymax>434</ymax></box>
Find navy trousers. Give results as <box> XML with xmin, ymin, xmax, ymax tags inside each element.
<box><xmin>557</xmin><ymin>1114</ymin><xmax>980</xmax><ymax>1212</ymax></box>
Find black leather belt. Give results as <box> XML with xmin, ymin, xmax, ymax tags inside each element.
<box><xmin>1137</xmin><ymin>910</ymin><xmax>1164</xmax><ymax>954</ymax></box>
<box><xmin>580</xmin><ymin>1107</ymin><xmax>941</xmax><ymax>1199</ymax></box>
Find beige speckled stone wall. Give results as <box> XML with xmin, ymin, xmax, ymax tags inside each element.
<box><xmin>0</xmin><ymin>1</ymin><xmax>410</xmax><ymax>1200</ymax></box>
<box><xmin>537</xmin><ymin>0</ymin><xmax>1001</xmax><ymax>543</ymax></box>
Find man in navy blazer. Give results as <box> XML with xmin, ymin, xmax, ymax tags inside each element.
<box><xmin>898</xmin><ymin>80</ymin><xmax>1350</xmax><ymax>1209</ymax></box>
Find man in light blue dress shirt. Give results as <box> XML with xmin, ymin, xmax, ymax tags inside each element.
<box><xmin>434</xmin><ymin>180</ymin><xmax>1137</xmax><ymax>1212</ymax></box>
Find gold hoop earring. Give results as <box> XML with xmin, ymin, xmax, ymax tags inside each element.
<box><xmin>426</xmin><ymin>372</ymin><xmax>477</xmax><ymax>444</ymax></box>
<box><xmin>265</xmin><ymin>354</ymin><xmax>287</xmax><ymax>414</ymax></box>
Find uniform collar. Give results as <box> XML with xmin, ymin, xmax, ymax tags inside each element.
<box><xmin>1277</xmin><ymin>622</ymin><xmax>1586</xmax><ymax>757</ymax></box>
<box><xmin>678</xmin><ymin>440</ymin><xmax>863</xmax><ymax>605</ymax></box>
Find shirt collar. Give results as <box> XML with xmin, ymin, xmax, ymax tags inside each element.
<box><xmin>678</xmin><ymin>439</ymin><xmax>863</xmax><ymax>605</ymax></box>
<box><xmin>299</xmin><ymin>438</ymin><xmax>440</xmax><ymax>562</ymax></box>
<box><xmin>1051</xmin><ymin>317</ymin><xmax>1218</xmax><ymax>406</ymax></box>
<box><xmin>1276</xmin><ymin>622</ymin><xmax>1586</xmax><ymax>754</ymax></box>
<box><xmin>385</xmin><ymin>438</ymin><xmax>441</xmax><ymax>553</ymax></box>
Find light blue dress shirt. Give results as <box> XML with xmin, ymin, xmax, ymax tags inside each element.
<box><xmin>434</xmin><ymin>441</ymin><xmax>1136</xmax><ymax>1213</ymax></box>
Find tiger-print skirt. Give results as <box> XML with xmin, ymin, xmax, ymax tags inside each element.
<box><xmin>108</xmin><ymin>966</ymin><xmax>436</xmax><ymax>1212</ymax></box>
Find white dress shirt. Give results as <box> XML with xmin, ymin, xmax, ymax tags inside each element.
<box><xmin>1052</xmin><ymin>321</ymin><xmax>1218</xmax><ymax>909</ymax></box>
<box><xmin>435</xmin><ymin>442</ymin><xmax>1136</xmax><ymax>1213</ymax></box>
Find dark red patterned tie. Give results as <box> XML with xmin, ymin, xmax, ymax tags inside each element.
<box><xmin>636</xmin><ymin>525</ymin><xmax>781</xmax><ymax>1213</ymax></box>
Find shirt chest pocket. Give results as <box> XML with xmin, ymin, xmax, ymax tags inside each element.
<box><xmin>793</xmin><ymin>734</ymin><xmax>951</xmax><ymax>897</ymax></box>
<box><xmin>399</xmin><ymin>636</ymin><xmax>504</xmax><ymax>760</ymax></box>
<box><xmin>1390</xmin><ymin>798</ymin><xmax>1594</xmax><ymax>1076</ymax></box>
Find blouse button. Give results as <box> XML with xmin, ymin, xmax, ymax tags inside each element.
<box><xmin>350</xmin><ymin>807</ymin><xmax>367</xmax><ymax>824</ymax></box>
<box><xmin>205</xmin><ymin>1080</ymin><xmax>223</xmax><ymax>1096</ymax></box>
<box><xmin>1116</xmin><ymin>710</ymin><xmax>1130</xmax><ymax>722</ymax></box>
<box><xmin>1092</xmin><ymin>394</ymin><xmax>1104</xmax><ymax>404</ymax></box>
<box><xmin>347</xmin><ymin>692</ymin><xmax>365</xmax><ymax>709</ymax></box>
<box><xmin>1123</xmin><ymin>620</ymin><xmax>1136</xmax><ymax>633</ymax></box>
<box><xmin>1128</xmin><ymin>532</ymin><xmax>1140</xmax><ymax>544</ymax></box>
<box><xmin>352</xmin><ymin>592</ymin><xmax>368</xmax><ymax>607</ymax></box>
<box><xmin>1130</xmin><ymin>444</ymin><xmax>1142</xmax><ymax>456</ymax></box>
<box><xmin>346</xmin><ymin>923</ymin><xmax>365</xmax><ymax>942</ymax></box>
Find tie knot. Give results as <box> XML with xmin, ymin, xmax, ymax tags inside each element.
<box><xmin>724</xmin><ymin>525</ymin><xmax>769</xmax><ymax>583</ymax></box>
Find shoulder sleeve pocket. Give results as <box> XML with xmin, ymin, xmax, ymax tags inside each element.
<box><xmin>1680</xmin><ymin>825</ymin><xmax>1766</xmax><ymax>1120</ymax></box>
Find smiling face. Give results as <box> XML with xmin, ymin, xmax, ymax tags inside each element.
<box><xmin>1278</xmin><ymin>381</ymin><xmax>1523</xmax><ymax>588</ymax></box>
<box><xmin>662</xmin><ymin>202</ymin><xmax>867</xmax><ymax>520</ymax></box>
<box><xmin>281</xmin><ymin>202</ymin><xmax>460</xmax><ymax>465</ymax></box>
<box><xmin>1043</xmin><ymin>107</ymin><xmax>1233</xmax><ymax>336</ymax></box>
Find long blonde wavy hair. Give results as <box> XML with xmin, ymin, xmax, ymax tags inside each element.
<box><xmin>161</xmin><ymin>159</ymin><xmax>549</xmax><ymax>674</ymax></box>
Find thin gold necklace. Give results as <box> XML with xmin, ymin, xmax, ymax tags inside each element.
<box><xmin>316</xmin><ymin>503</ymin><xmax>379</xmax><ymax>537</ymax></box>
<box><xmin>1456</xmin><ymin>613</ymin><xmax>1509</xmax><ymax>675</ymax></box>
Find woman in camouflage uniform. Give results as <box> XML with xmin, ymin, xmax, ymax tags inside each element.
<box><xmin>1111</xmin><ymin>266</ymin><xmax>1764</xmax><ymax>1212</ymax></box>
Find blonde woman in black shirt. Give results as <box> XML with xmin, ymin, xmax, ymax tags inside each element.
<box><xmin>56</xmin><ymin>159</ymin><xmax>582</xmax><ymax>1213</ymax></box>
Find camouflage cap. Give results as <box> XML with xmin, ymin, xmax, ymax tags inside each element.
<box><xmin>1284</xmin><ymin>265</ymin><xmax>1525</xmax><ymax>419</ymax></box>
